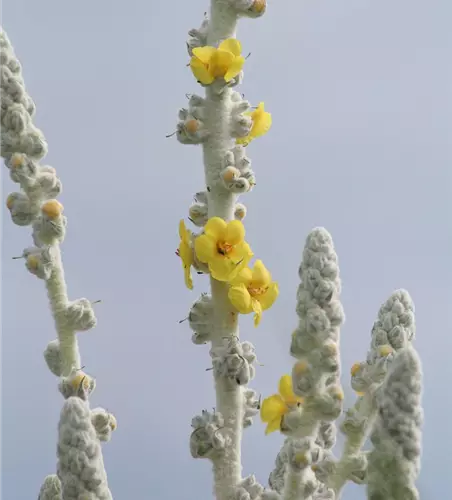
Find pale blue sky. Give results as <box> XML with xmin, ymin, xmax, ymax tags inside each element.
<box><xmin>2</xmin><ymin>1</ymin><xmax>451</xmax><ymax>499</ymax></box>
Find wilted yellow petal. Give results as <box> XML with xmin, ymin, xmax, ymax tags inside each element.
<box><xmin>218</xmin><ymin>38</ymin><xmax>242</xmax><ymax>56</ymax></box>
<box><xmin>194</xmin><ymin>234</ymin><xmax>217</xmax><ymax>263</ymax></box>
<box><xmin>225</xmin><ymin>220</ymin><xmax>245</xmax><ymax>245</ymax></box>
<box><xmin>190</xmin><ymin>57</ymin><xmax>215</xmax><ymax>84</ymax></box>
<box><xmin>228</xmin><ymin>283</ymin><xmax>253</xmax><ymax>314</ymax></box>
<box><xmin>251</xmin><ymin>260</ymin><xmax>271</xmax><ymax>287</ymax></box>
<box><xmin>192</xmin><ymin>46</ymin><xmax>216</xmax><ymax>63</ymax></box>
<box><xmin>210</xmin><ymin>50</ymin><xmax>235</xmax><ymax>78</ymax></box>
<box><xmin>265</xmin><ymin>416</ymin><xmax>282</xmax><ymax>435</ymax></box>
<box><xmin>224</xmin><ymin>55</ymin><xmax>245</xmax><ymax>82</ymax></box>
<box><xmin>279</xmin><ymin>375</ymin><xmax>298</xmax><ymax>405</ymax></box>
<box><xmin>260</xmin><ymin>394</ymin><xmax>286</xmax><ymax>422</ymax></box>
<box><xmin>205</xmin><ymin>217</ymin><xmax>227</xmax><ymax>240</ymax></box>
<box><xmin>251</xmin><ymin>298</ymin><xmax>263</xmax><ymax>327</ymax></box>
<box><xmin>258</xmin><ymin>282</ymin><xmax>279</xmax><ymax>310</ymax></box>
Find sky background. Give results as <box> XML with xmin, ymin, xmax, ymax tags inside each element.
<box><xmin>1</xmin><ymin>1</ymin><xmax>451</xmax><ymax>499</ymax></box>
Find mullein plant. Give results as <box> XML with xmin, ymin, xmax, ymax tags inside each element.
<box><xmin>1</xmin><ymin>29</ymin><xmax>114</xmax><ymax>499</ymax></box>
<box><xmin>173</xmin><ymin>2</ymin><xmax>424</xmax><ymax>500</ymax></box>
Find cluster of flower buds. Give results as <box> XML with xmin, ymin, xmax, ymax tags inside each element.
<box><xmin>268</xmin><ymin>443</ymin><xmax>289</xmax><ymax>494</ymax></box>
<box><xmin>65</xmin><ymin>298</ymin><xmax>98</xmax><ymax>332</ymax></box>
<box><xmin>14</xmin><ymin>245</ymin><xmax>55</xmax><ymax>280</ymax></box>
<box><xmin>0</xmin><ymin>32</ymin><xmax>47</xmax><ymax>161</ymax></box>
<box><xmin>220</xmin><ymin>144</ymin><xmax>256</xmax><ymax>193</ymax></box>
<box><xmin>290</xmin><ymin>229</ymin><xmax>344</xmax><ymax>408</ymax></box>
<box><xmin>190</xmin><ymin>409</ymin><xmax>228</xmax><ymax>459</ymax></box>
<box><xmin>176</xmin><ymin>95</ymin><xmax>209</xmax><ymax>145</ymax></box>
<box><xmin>31</xmin><ymin>199</ymin><xmax>66</xmax><ymax>245</ymax></box>
<box><xmin>242</xmin><ymin>388</ymin><xmax>261</xmax><ymax>428</ymax></box>
<box><xmin>187</xmin><ymin>293</ymin><xmax>214</xmax><ymax>345</ymax></box>
<box><xmin>230</xmin><ymin>93</ymin><xmax>253</xmax><ymax>139</ymax></box>
<box><xmin>6</xmin><ymin>153</ymin><xmax>61</xmax><ymax>198</ymax></box>
<box><xmin>234</xmin><ymin>475</ymin><xmax>264</xmax><ymax>500</ymax></box>
<box><xmin>58</xmin><ymin>368</ymin><xmax>96</xmax><ymax>401</ymax></box>
<box><xmin>210</xmin><ymin>337</ymin><xmax>257</xmax><ymax>386</ymax></box>
<box><xmin>188</xmin><ymin>190</ymin><xmax>209</xmax><ymax>227</ymax></box>
<box><xmin>186</xmin><ymin>15</ymin><xmax>209</xmax><ymax>57</ymax></box>
<box><xmin>90</xmin><ymin>408</ymin><xmax>118</xmax><ymax>442</ymax></box>
<box><xmin>38</xmin><ymin>474</ymin><xmax>62</xmax><ymax>500</ymax></box>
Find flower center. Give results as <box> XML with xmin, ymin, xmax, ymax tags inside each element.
<box><xmin>248</xmin><ymin>285</ymin><xmax>267</xmax><ymax>297</ymax></box>
<box><xmin>217</xmin><ymin>241</ymin><xmax>233</xmax><ymax>256</ymax></box>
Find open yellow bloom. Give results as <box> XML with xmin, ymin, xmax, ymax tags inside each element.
<box><xmin>260</xmin><ymin>375</ymin><xmax>303</xmax><ymax>435</ymax></box>
<box><xmin>190</xmin><ymin>39</ymin><xmax>245</xmax><ymax>85</ymax></box>
<box><xmin>194</xmin><ymin>217</ymin><xmax>253</xmax><ymax>282</ymax></box>
<box><xmin>177</xmin><ymin>219</ymin><xmax>194</xmax><ymax>290</ymax></box>
<box><xmin>228</xmin><ymin>260</ymin><xmax>279</xmax><ymax>326</ymax></box>
<box><xmin>236</xmin><ymin>102</ymin><xmax>272</xmax><ymax>146</ymax></box>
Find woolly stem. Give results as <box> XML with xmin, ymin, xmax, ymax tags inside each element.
<box><xmin>45</xmin><ymin>244</ymin><xmax>80</xmax><ymax>376</ymax></box>
<box><xmin>203</xmin><ymin>2</ymin><xmax>243</xmax><ymax>498</ymax></box>
<box><xmin>282</xmin><ymin>470</ymin><xmax>313</xmax><ymax>500</ymax></box>
<box><xmin>329</xmin><ymin>392</ymin><xmax>377</xmax><ymax>496</ymax></box>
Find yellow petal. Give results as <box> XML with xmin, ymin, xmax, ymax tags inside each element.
<box><xmin>190</xmin><ymin>57</ymin><xmax>215</xmax><ymax>85</ymax></box>
<box><xmin>184</xmin><ymin>267</ymin><xmax>193</xmax><ymax>290</ymax></box>
<box><xmin>209</xmin><ymin>50</ymin><xmax>235</xmax><ymax>78</ymax></box>
<box><xmin>258</xmin><ymin>282</ymin><xmax>279</xmax><ymax>310</ymax></box>
<box><xmin>204</xmin><ymin>217</ymin><xmax>227</xmax><ymax>240</ymax></box>
<box><xmin>279</xmin><ymin>375</ymin><xmax>298</xmax><ymax>405</ymax></box>
<box><xmin>260</xmin><ymin>394</ymin><xmax>286</xmax><ymax>423</ymax></box>
<box><xmin>265</xmin><ymin>416</ymin><xmax>283</xmax><ymax>435</ymax></box>
<box><xmin>194</xmin><ymin>234</ymin><xmax>217</xmax><ymax>263</ymax></box>
<box><xmin>230</xmin><ymin>267</ymin><xmax>253</xmax><ymax>287</ymax></box>
<box><xmin>179</xmin><ymin>219</ymin><xmax>189</xmax><ymax>242</ymax></box>
<box><xmin>224</xmin><ymin>55</ymin><xmax>245</xmax><ymax>82</ymax></box>
<box><xmin>228</xmin><ymin>284</ymin><xmax>253</xmax><ymax>314</ymax></box>
<box><xmin>251</xmin><ymin>298</ymin><xmax>263</xmax><ymax>327</ymax></box>
<box><xmin>230</xmin><ymin>241</ymin><xmax>253</xmax><ymax>266</ymax></box>
<box><xmin>209</xmin><ymin>255</ymin><xmax>239</xmax><ymax>282</ymax></box>
<box><xmin>225</xmin><ymin>220</ymin><xmax>245</xmax><ymax>245</ymax></box>
<box><xmin>192</xmin><ymin>46</ymin><xmax>216</xmax><ymax>63</ymax></box>
<box><xmin>218</xmin><ymin>38</ymin><xmax>242</xmax><ymax>56</ymax></box>
<box><xmin>251</xmin><ymin>260</ymin><xmax>271</xmax><ymax>287</ymax></box>
<box><xmin>251</xmin><ymin>108</ymin><xmax>272</xmax><ymax>138</ymax></box>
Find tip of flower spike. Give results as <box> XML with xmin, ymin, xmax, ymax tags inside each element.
<box><xmin>350</xmin><ymin>362</ymin><xmax>361</xmax><ymax>377</ymax></box>
<box><xmin>6</xmin><ymin>194</ymin><xmax>15</xmax><ymax>210</ymax></box>
<box><xmin>41</xmin><ymin>199</ymin><xmax>63</xmax><ymax>219</ymax></box>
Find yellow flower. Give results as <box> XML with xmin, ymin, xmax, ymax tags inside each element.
<box><xmin>236</xmin><ymin>102</ymin><xmax>272</xmax><ymax>146</ymax></box>
<box><xmin>177</xmin><ymin>219</ymin><xmax>194</xmax><ymax>290</ymax></box>
<box><xmin>260</xmin><ymin>375</ymin><xmax>303</xmax><ymax>435</ymax></box>
<box><xmin>228</xmin><ymin>260</ymin><xmax>278</xmax><ymax>326</ymax></box>
<box><xmin>190</xmin><ymin>39</ymin><xmax>245</xmax><ymax>85</ymax></box>
<box><xmin>194</xmin><ymin>217</ymin><xmax>253</xmax><ymax>282</ymax></box>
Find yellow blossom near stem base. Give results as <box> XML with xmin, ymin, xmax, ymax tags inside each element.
<box><xmin>236</xmin><ymin>102</ymin><xmax>272</xmax><ymax>146</ymax></box>
<box><xmin>194</xmin><ymin>217</ymin><xmax>253</xmax><ymax>282</ymax></box>
<box><xmin>260</xmin><ymin>374</ymin><xmax>303</xmax><ymax>435</ymax></box>
<box><xmin>177</xmin><ymin>219</ymin><xmax>194</xmax><ymax>290</ymax></box>
<box><xmin>228</xmin><ymin>259</ymin><xmax>278</xmax><ymax>326</ymax></box>
<box><xmin>190</xmin><ymin>39</ymin><xmax>245</xmax><ymax>85</ymax></box>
